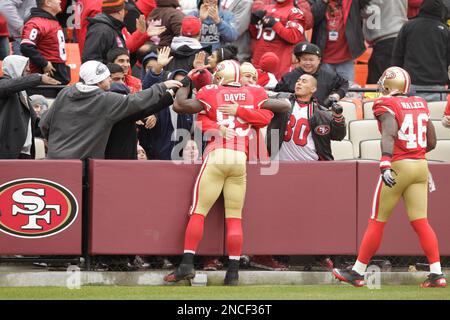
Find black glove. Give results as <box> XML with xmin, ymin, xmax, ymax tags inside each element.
<box><xmin>262</xmin><ymin>16</ymin><xmax>277</xmax><ymax>28</ymax></box>
<box><xmin>180</xmin><ymin>75</ymin><xmax>192</xmax><ymax>88</ymax></box>
<box><xmin>251</xmin><ymin>10</ymin><xmax>266</xmax><ymax>24</ymax></box>
<box><xmin>324</xmin><ymin>95</ymin><xmax>339</xmax><ymax>109</ymax></box>
<box><xmin>331</xmin><ymin>102</ymin><xmax>343</xmax><ymax>115</ymax></box>
<box><xmin>381</xmin><ymin>168</ymin><xmax>396</xmax><ymax>188</ymax></box>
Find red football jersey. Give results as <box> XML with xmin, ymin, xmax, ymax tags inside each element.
<box><xmin>249</xmin><ymin>0</ymin><xmax>306</xmax><ymax>79</ymax></box>
<box><xmin>22</xmin><ymin>16</ymin><xmax>67</xmax><ymax>73</ymax></box>
<box><xmin>373</xmin><ymin>96</ymin><xmax>430</xmax><ymax>161</ymax></box>
<box><xmin>196</xmin><ymin>84</ymin><xmax>272</xmax><ymax>157</ymax></box>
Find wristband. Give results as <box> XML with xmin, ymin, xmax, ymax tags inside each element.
<box><xmin>380</xmin><ymin>153</ymin><xmax>392</xmax><ymax>171</ymax></box>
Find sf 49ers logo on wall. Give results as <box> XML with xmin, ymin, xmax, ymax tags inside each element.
<box><xmin>0</xmin><ymin>178</ymin><xmax>78</xmax><ymax>239</ymax></box>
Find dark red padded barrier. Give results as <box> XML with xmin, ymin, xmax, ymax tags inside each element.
<box><xmin>89</xmin><ymin>161</ymin><xmax>358</xmax><ymax>255</ymax></box>
<box><xmin>89</xmin><ymin>160</ymin><xmax>224</xmax><ymax>255</ymax></box>
<box><xmin>357</xmin><ymin>161</ymin><xmax>450</xmax><ymax>255</ymax></box>
<box><xmin>0</xmin><ymin>161</ymin><xmax>82</xmax><ymax>255</ymax></box>
<box><xmin>241</xmin><ymin>162</ymin><xmax>358</xmax><ymax>255</ymax></box>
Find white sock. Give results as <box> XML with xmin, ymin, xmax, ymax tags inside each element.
<box><xmin>352</xmin><ymin>260</ymin><xmax>367</xmax><ymax>276</ymax></box>
<box><xmin>229</xmin><ymin>256</ymin><xmax>240</xmax><ymax>261</ymax></box>
<box><xmin>430</xmin><ymin>262</ymin><xmax>442</xmax><ymax>275</ymax></box>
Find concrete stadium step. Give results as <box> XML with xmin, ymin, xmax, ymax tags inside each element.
<box><xmin>0</xmin><ymin>271</ymin><xmax>446</xmax><ymax>287</ymax></box>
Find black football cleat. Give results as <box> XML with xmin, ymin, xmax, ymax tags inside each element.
<box><xmin>420</xmin><ymin>273</ymin><xmax>447</xmax><ymax>288</ymax></box>
<box><xmin>163</xmin><ymin>263</ymin><xmax>195</xmax><ymax>283</ymax></box>
<box><xmin>224</xmin><ymin>259</ymin><xmax>240</xmax><ymax>286</ymax></box>
<box><xmin>224</xmin><ymin>269</ymin><xmax>239</xmax><ymax>286</ymax></box>
<box><xmin>332</xmin><ymin>268</ymin><xmax>364</xmax><ymax>287</ymax></box>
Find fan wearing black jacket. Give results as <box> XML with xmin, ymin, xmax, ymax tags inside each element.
<box><xmin>392</xmin><ymin>0</ymin><xmax>450</xmax><ymax>102</ymax></box>
<box><xmin>275</xmin><ymin>41</ymin><xmax>349</xmax><ymax>108</ymax></box>
<box><xmin>268</xmin><ymin>74</ymin><xmax>346</xmax><ymax>161</ymax></box>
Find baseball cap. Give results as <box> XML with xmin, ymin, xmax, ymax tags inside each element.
<box><xmin>181</xmin><ymin>16</ymin><xmax>202</xmax><ymax>37</ymax></box>
<box><xmin>80</xmin><ymin>61</ymin><xmax>111</xmax><ymax>85</ymax></box>
<box><xmin>259</xmin><ymin>52</ymin><xmax>279</xmax><ymax>74</ymax></box>
<box><xmin>294</xmin><ymin>42</ymin><xmax>321</xmax><ymax>58</ymax></box>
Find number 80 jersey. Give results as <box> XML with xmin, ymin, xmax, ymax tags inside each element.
<box><xmin>373</xmin><ymin>96</ymin><xmax>430</xmax><ymax>161</ymax></box>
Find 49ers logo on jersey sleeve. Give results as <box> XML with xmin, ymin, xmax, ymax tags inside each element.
<box><xmin>0</xmin><ymin>179</ymin><xmax>78</xmax><ymax>239</ymax></box>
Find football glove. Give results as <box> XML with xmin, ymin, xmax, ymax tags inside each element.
<box><xmin>262</xmin><ymin>16</ymin><xmax>277</xmax><ymax>28</ymax></box>
<box><xmin>380</xmin><ymin>154</ymin><xmax>396</xmax><ymax>188</ymax></box>
<box><xmin>251</xmin><ymin>10</ymin><xmax>266</xmax><ymax>24</ymax></box>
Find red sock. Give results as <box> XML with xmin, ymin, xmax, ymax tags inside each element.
<box><xmin>226</xmin><ymin>218</ymin><xmax>243</xmax><ymax>257</ymax></box>
<box><xmin>183</xmin><ymin>214</ymin><xmax>205</xmax><ymax>253</ymax></box>
<box><xmin>357</xmin><ymin>219</ymin><xmax>386</xmax><ymax>264</ymax></box>
<box><xmin>411</xmin><ymin>218</ymin><xmax>440</xmax><ymax>264</ymax></box>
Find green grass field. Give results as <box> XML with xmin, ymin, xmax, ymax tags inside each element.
<box><xmin>0</xmin><ymin>285</ymin><xmax>449</xmax><ymax>300</ymax></box>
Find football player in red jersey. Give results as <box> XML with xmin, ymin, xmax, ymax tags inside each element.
<box><xmin>20</xmin><ymin>0</ymin><xmax>71</xmax><ymax>84</ymax></box>
<box><xmin>164</xmin><ymin>60</ymin><xmax>274</xmax><ymax>285</ymax></box>
<box><xmin>249</xmin><ymin>0</ymin><xmax>306</xmax><ymax>79</ymax></box>
<box><xmin>333</xmin><ymin>67</ymin><xmax>446</xmax><ymax>288</ymax></box>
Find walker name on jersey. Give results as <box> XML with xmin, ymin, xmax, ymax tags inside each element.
<box><xmin>401</xmin><ymin>101</ymin><xmax>425</xmax><ymax>110</ymax></box>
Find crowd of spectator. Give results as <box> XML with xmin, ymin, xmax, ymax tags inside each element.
<box><xmin>1</xmin><ymin>0</ymin><xmax>450</xmax><ymax>270</ymax></box>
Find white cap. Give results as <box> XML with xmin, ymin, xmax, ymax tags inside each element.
<box><xmin>79</xmin><ymin>60</ymin><xmax>110</xmax><ymax>85</ymax></box>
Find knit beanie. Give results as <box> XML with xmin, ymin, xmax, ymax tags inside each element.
<box><xmin>102</xmin><ymin>0</ymin><xmax>125</xmax><ymax>14</ymax></box>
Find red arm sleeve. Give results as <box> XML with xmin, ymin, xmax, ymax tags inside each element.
<box><xmin>272</xmin><ymin>11</ymin><xmax>306</xmax><ymax>44</ymax></box>
<box><xmin>124</xmin><ymin>29</ymin><xmax>149</xmax><ymax>53</ymax></box>
<box><xmin>236</xmin><ymin>107</ymin><xmax>274</xmax><ymax>128</ymax></box>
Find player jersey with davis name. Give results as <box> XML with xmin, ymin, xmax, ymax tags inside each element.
<box><xmin>372</xmin><ymin>95</ymin><xmax>430</xmax><ymax>161</ymax></box>
<box><xmin>196</xmin><ymin>84</ymin><xmax>272</xmax><ymax>157</ymax></box>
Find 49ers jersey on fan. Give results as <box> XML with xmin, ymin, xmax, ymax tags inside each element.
<box><xmin>21</xmin><ymin>15</ymin><xmax>67</xmax><ymax>73</ymax></box>
<box><xmin>373</xmin><ymin>96</ymin><xmax>430</xmax><ymax>161</ymax></box>
<box><xmin>250</xmin><ymin>0</ymin><xmax>305</xmax><ymax>79</ymax></box>
<box><xmin>196</xmin><ymin>84</ymin><xmax>271</xmax><ymax>156</ymax></box>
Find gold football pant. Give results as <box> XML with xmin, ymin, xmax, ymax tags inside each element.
<box><xmin>190</xmin><ymin>148</ymin><xmax>247</xmax><ymax>219</ymax></box>
<box><xmin>371</xmin><ymin>159</ymin><xmax>429</xmax><ymax>222</ymax></box>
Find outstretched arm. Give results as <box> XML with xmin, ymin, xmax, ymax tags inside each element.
<box><xmin>173</xmin><ymin>86</ymin><xmax>204</xmax><ymax>114</ymax></box>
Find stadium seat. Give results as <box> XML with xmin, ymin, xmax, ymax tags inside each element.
<box><xmin>359</xmin><ymin>139</ymin><xmax>381</xmax><ymax>160</ymax></box>
<box><xmin>331</xmin><ymin>140</ymin><xmax>354</xmax><ymax>160</ymax></box>
<box><xmin>338</xmin><ymin>100</ymin><xmax>358</xmax><ymax>122</ymax></box>
<box><xmin>427</xmin><ymin>140</ymin><xmax>450</xmax><ymax>162</ymax></box>
<box><xmin>66</xmin><ymin>43</ymin><xmax>81</xmax><ymax>85</ymax></box>
<box><xmin>34</xmin><ymin>138</ymin><xmax>46</xmax><ymax>159</ymax></box>
<box><xmin>354</xmin><ymin>63</ymin><xmax>368</xmax><ymax>87</ymax></box>
<box><xmin>363</xmin><ymin>101</ymin><xmax>375</xmax><ymax>119</ymax></box>
<box><xmin>348</xmin><ymin>120</ymin><xmax>380</xmax><ymax>157</ymax></box>
<box><xmin>428</xmin><ymin>101</ymin><xmax>447</xmax><ymax>120</ymax></box>
<box><xmin>432</xmin><ymin>120</ymin><xmax>450</xmax><ymax>139</ymax></box>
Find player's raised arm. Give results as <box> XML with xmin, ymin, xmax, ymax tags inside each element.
<box><xmin>261</xmin><ymin>98</ymin><xmax>291</xmax><ymax>113</ymax></box>
<box><xmin>426</xmin><ymin>120</ymin><xmax>437</xmax><ymax>153</ymax></box>
<box><xmin>173</xmin><ymin>85</ymin><xmax>203</xmax><ymax>115</ymax></box>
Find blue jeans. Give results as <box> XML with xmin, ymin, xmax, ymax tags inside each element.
<box><xmin>0</xmin><ymin>37</ymin><xmax>10</xmax><ymax>60</ymax></box>
<box><xmin>321</xmin><ymin>60</ymin><xmax>355</xmax><ymax>83</ymax></box>
<box><xmin>410</xmin><ymin>84</ymin><xmax>447</xmax><ymax>102</ymax></box>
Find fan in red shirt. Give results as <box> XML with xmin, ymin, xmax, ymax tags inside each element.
<box><xmin>249</xmin><ymin>0</ymin><xmax>306</xmax><ymax>79</ymax></box>
<box><xmin>0</xmin><ymin>12</ymin><xmax>9</xmax><ymax>60</ymax></box>
<box><xmin>21</xmin><ymin>0</ymin><xmax>71</xmax><ymax>84</ymax></box>
<box><xmin>333</xmin><ymin>67</ymin><xmax>446</xmax><ymax>288</ymax></box>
